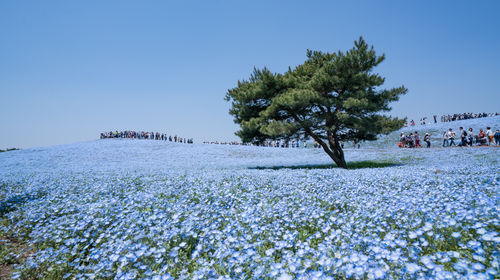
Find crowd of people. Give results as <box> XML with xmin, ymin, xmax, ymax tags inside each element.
<box><xmin>203</xmin><ymin>140</ymin><xmax>360</xmax><ymax>149</ymax></box>
<box><xmin>399</xmin><ymin>132</ymin><xmax>430</xmax><ymax>148</ymax></box>
<box><xmin>203</xmin><ymin>140</ymin><xmax>305</xmax><ymax>147</ymax></box>
<box><xmin>0</xmin><ymin>148</ymin><xmax>20</xmax><ymax>153</ymax></box>
<box><xmin>100</xmin><ymin>131</ymin><xmax>193</xmax><ymax>144</ymax></box>
<box><xmin>399</xmin><ymin>126</ymin><xmax>500</xmax><ymax>148</ymax></box>
<box><xmin>404</xmin><ymin>112</ymin><xmax>498</xmax><ymax>127</ymax></box>
<box><xmin>440</xmin><ymin>112</ymin><xmax>498</xmax><ymax>123</ymax></box>
<box><xmin>441</xmin><ymin>127</ymin><xmax>499</xmax><ymax>147</ymax></box>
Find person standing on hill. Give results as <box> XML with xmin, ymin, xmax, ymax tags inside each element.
<box><xmin>424</xmin><ymin>133</ymin><xmax>431</xmax><ymax>148</ymax></box>
<box><xmin>447</xmin><ymin>128</ymin><xmax>456</xmax><ymax>146</ymax></box>
<box><xmin>467</xmin><ymin>128</ymin><xmax>475</xmax><ymax>146</ymax></box>
<box><xmin>442</xmin><ymin>131</ymin><xmax>449</xmax><ymax>147</ymax></box>
<box><xmin>486</xmin><ymin>127</ymin><xmax>495</xmax><ymax>146</ymax></box>
<box><xmin>478</xmin><ymin>129</ymin><xmax>487</xmax><ymax>145</ymax></box>
<box><xmin>414</xmin><ymin>132</ymin><xmax>421</xmax><ymax>148</ymax></box>
<box><xmin>407</xmin><ymin>133</ymin><xmax>414</xmax><ymax>148</ymax></box>
<box><xmin>459</xmin><ymin>127</ymin><xmax>467</xmax><ymax>147</ymax></box>
<box><xmin>494</xmin><ymin>129</ymin><xmax>500</xmax><ymax>146</ymax></box>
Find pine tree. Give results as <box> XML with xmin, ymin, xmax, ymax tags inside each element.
<box><xmin>225</xmin><ymin>37</ymin><xmax>407</xmax><ymax>168</ymax></box>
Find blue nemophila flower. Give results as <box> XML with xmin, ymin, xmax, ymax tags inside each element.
<box><xmin>277</xmin><ymin>273</ymin><xmax>293</xmax><ymax>280</ymax></box>
<box><xmin>406</xmin><ymin>263</ymin><xmax>421</xmax><ymax>273</ymax></box>
<box><xmin>372</xmin><ymin>267</ymin><xmax>385</xmax><ymax>279</ymax></box>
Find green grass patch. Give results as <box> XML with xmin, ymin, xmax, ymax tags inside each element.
<box><xmin>249</xmin><ymin>160</ymin><xmax>401</xmax><ymax>170</ymax></box>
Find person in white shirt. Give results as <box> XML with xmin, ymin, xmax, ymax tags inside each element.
<box><xmin>486</xmin><ymin>127</ymin><xmax>495</xmax><ymax>145</ymax></box>
<box><xmin>447</xmin><ymin>128</ymin><xmax>456</xmax><ymax>146</ymax></box>
<box><xmin>442</xmin><ymin>131</ymin><xmax>449</xmax><ymax>147</ymax></box>
<box><xmin>467</xmin><ymin>128</ymin><xmax>475</xmax><ymax>146</ymax></box>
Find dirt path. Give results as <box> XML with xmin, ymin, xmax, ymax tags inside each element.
<box><xmin>0</xmin><ymin>236</ymin><xmax>33</xmax><ymax>280</ymax></box>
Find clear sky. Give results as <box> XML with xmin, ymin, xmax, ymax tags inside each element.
<box><xmin>1</xmin><ymin>0</ymin><xmax>499</xmax><ymax>148</ymax></box>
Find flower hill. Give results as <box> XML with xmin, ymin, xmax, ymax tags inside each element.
<box><xmin>0</xmin><ymin>119</ymin><xmax>498</xmax><ymax>279</ymax></box>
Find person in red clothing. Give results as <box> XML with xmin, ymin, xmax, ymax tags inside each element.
<box><xmin>414</xmin><ymin>132</ymin><xmax>422</xmax><ymax>148</ymax></box>
<box><xmin>478</xmin><ymin>129</ymin><xmax>487</xmax><ymax>146</ymax></box>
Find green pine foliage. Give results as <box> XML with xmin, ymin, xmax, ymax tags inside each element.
<box><xmin>225</xmin><ymin>37</ymin><xmax>407</xmax><ymax>168</ymax></box>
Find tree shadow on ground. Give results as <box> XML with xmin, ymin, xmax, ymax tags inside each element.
<box><xmin>249</xmin><ymin>160</ymin><xmax>402</xmax><ymax>170</ymax></box>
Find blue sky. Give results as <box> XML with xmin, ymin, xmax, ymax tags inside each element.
<box><xmin>1</xmin><ymin>1</ymin><xmax>499</xmax><ymax>148</ymax></box>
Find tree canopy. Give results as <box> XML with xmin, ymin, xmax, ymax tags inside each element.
<box><xmin>225</xmin><ymin>37</ymin><xmax>407</xmax><ymax>168</ymax></box>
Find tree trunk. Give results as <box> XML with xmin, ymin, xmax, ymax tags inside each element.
<box><xmin>327</xmin><ymin>131</ymin><xmax>347</xmax><ymax>169</ymax></box>
<box><xmin>304</xmin><ymin>127</ymin><xmax>348</xmax><ymax>168</ymax></box>
<box><xmin>321</xmin><ymin>144</ymin><xmax>347</xmax><ymax>168</ymax></box>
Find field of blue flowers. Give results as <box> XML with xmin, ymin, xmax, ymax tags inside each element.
<box><xmin>0</xmin><ymin>118</ymin><xmax>499</xmax><ymax>279</ymax></box>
